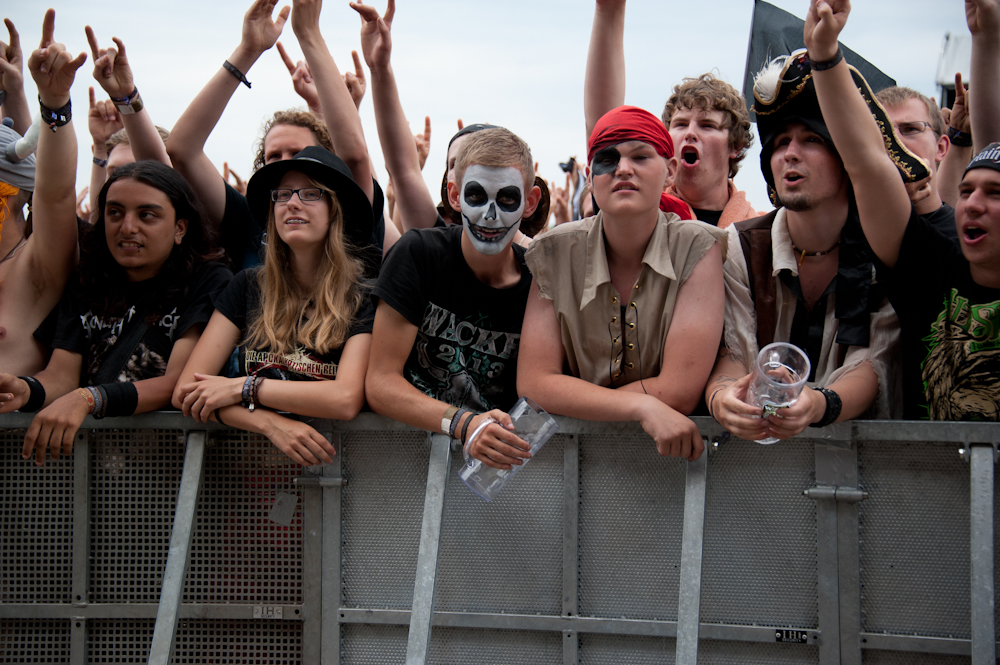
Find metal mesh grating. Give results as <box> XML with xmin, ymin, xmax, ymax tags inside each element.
<box><xmin>697</xmin><ymin>639</ymin><xmax>818</xmax><ymax>663</ymax></box>
<box><xmin>342</xmin><ymin>624</ymin><xmax>407</xmax><ymax>665</ymax></box>
<box><xmin>701</xmin><ymin>438</ymin><xmax>818</xmax><ymax>627</ymax></box>
<box><xmin>172</xmin><ymin>619</ymin><xmax>302</xmax><ymax>663</ymax></box>
<box><xmin>579</xmin><ymin>634</ymin><xmax>676</xmax><ymax>664</ymax></box>
<box><xmin>435</xmin><ymin>434</ymin><xmax>565</xmax><ymax>615</ymax></box>
<box><xmin>184</xmin><ymin>431</ymin><xmax>303</xmax><ymax>604</ymax></box>
<box><xmin>89</xmin><ymin>429</ymin><xmax>184</xmax><ymax>603</ymax></box>
<box><xmin>578</xmin><ymin>432</ymin><xmax>686</xmax><ymax>620</ymax></box>
<box><xmin>861</xmin><ymin>650</ymin><xmax>970</xmax><ymax>664</ymax></box>
<box><xmin>87</xmin><ymin>619</ymin><xmax>154</xmax><ymax>663</ymax></box>
<box><xmin>858</xmin><ymin>441</ymin><xmax>970</xmax><ymax>638</ymax></box>
<box><xmin>341</xmin><ymin>430</ymin><xmax>427</xmax><ymax>610</ymax></box>
<box><xmin>0</xmin><ymin>619</ymin><xmax>71</xmax><ymax>662</ymax></box>
<box><xmin>0</xmin><ymin>429</ymin><xmax>74</xmax><ymax>603</ymax></box>
<box><xmin>427</xmin><ymin>627</ymin><xmax>562</xmax><ymax>664</ymax></box>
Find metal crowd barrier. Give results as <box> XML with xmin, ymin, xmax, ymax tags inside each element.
<box><xmin>0</xmin><ymin>412</ymin><xmax>997</xmax><ymax>664</ymax></box>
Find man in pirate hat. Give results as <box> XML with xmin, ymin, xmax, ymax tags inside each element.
<box><xmin>703</xmin><ymin>14</ymin><xmax>931</xmax><ymax>440</ymax></box>
<box><xmin>803</xmin><ymin>0</ymin><xmax>1000</xmax><ymax>420</ymax></box>
<box><xmin>0</xmin><ymin>12</ymin><xmax>83</xmax><ymax>377</ymax></box>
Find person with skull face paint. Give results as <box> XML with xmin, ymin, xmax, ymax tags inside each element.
<box><xmin>367</xmin><ymin>128</ymin><xmax>541</xmax><ymax>470</ymax></box>
<box><xmin>518</xmin><ymin>106</ymin><xmax>726</xmax><ymax>462</ymax></box>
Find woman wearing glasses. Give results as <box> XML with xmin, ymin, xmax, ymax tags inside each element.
<box><xmin>173</xmin><ymin>147</ymin><xmax>375</xmax><ymax>466</ymax></box>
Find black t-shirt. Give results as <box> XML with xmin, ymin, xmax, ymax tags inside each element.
<box><xmin>371</xmin><ymin>225</ymin><xmax>531</xmax><ymax>412</ymax></box>
<box><xmin>878</xmin><ymin>208</ymin><xmax>1000</xmax><ymax>420</ymax></box>
<box><xmin>692</xmin><ymin>208</ymin><xmax>723</xmax><ymax>226</ymax></box>
<box><xmin>213</xmin><ymin>268</ymin><xmax>375</xmax><ymax>380</ymax></box>
<box><xmin>220</xmin><ymin>177</ymin><xmax>387</xmax><ymax>276</ymax></box>
<box><xmin>921</xmin><ymin>202</ymin><xmax>959</xmax><ymax>246</ymax></box>
<box><xmin>36</xmin><ymin>262</ymin><xmax>232</xmax><ymax>385</ymax></box>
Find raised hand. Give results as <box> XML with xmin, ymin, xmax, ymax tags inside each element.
<box><xmin>551</xmin><ymin>173</ymin><xmax>571</xmax><ymax>225</ymax></box>
<box><xmin>0</xmin><ymin>19</ymin><xmax>24</xmax><ymax>95</ymax></box>
<box><xmin>414</xmin><ymin>115</ymin><xmax>431</xmax><ymax>170</ymax></box>
<box><xmin>804</xmin><ymin>0</ymin><xmax>850</xmax><ymax>62</ymax></box>
<box><xmin>85</xmin><ymin>26</ymin><xmax>133</xmax><ymax>99</ymax></box>
<box><xmin>967</xmin><ymin>0</ymin><xmax>1000</xmax><ymax>36</ymax></box>
<box><xmin>27</xmin><ymin>9</ymin><xmax>87</xmax><ymax>108</ymax></box>
<box><xmin>949</xmin><ymin>73</ymin><xmax>972</xmax><ymax>134</ymax></box>
<box><xmin>351</xmin><ymin>0</ymin><xmax>394</xmax><ymax>70</ymax></box>
<box><xmin>290</xmin><ymin>0</ymin><xmax>323</xmax><ymax>41</ymax></box>
<box><xmin>276</xmin><ymin>40</ymin><xmax>319</xmax><ymax>111</ymax></box>
<box><xmin>87</xmin><ymin>86</ymin><xmax>123</xmax><ymax>147</ymax></box>
<box><xmin>76</xmin><ymin>186</ymin><xmax>91</xmax><ymax>219</ymax></box>
<box><xmin>241</xmin><ymin>0</ymin><xmax>290</xmax><ymax>56</ymax></box>
<box><xmin>223</xmin><ymin>162</ymin><xmax>247</xmax><ymax>196</ymax></box>
<box><xmin>344</xmin><ymin>50</ymin><xmax>366</xmax><ymax>109</ymax></box>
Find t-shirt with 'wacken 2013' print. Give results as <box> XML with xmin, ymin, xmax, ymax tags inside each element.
<box><xmin>876</xmin><ymin>208</ymin><xmax>1000</xmax><ymax>421</ymax></box>
<box><xmin>371</xmin><ymin>224</ymin><xmax>531</xmax><ymax>413</ymax></box>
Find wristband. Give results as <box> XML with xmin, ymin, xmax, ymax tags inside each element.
<box><xmin>460</xmin><ymin>412</ymin><xmax>475</xmax><ymax>445</ymax></box>
<box><xmin>111</xmin><ymin>87</ymin><xmax>143</xmax><ymax>116</ymax></box>
<box><xmin>708</xmin><ymin>389</ymin><xmax>724</xmax><ymax>421</ymax></box>
<box><xmin>93</xmin><ymin>156</ymin><xmax>109</xmax><ymax>168</ymax></box>
<box><xmin>251</xmin><ymin>376</ymin><xmax>264</xmax><ymax>411</ymax></box>
<box><xmin>223</xmin><ymin>60</ymin><xmax>252</xmax><ymax>89</ymax></box>
<box><xmin>947</xmin><ymin>126</ymin><xmax>973</xmax><ymax>147</ymax></box>
<box><xmin>18</xmin><ymin>376</ymin><xmax>46</xmax><ymax>413</ymax></box>
<box><xmin>242</xmin><ymin>375</ymin><xmax>254</xmax><ymax>409</ymax></box>
<box><xmin>808</xmin><ymin>46</ymin><xmax>844</xmax><ymax>71</ymax></box>
<box><xmin>450</xmin><ymin>408</ymin><xmax>469</xmax><ymax>438</ymax></box>
<box><xmin>809</xmin><ymin>387</ymin><xmax>843</xmax><ymax>428</ymax></box>
<box><xmin>39</xmin><ymin>96</ymin><xmax>72</xmax><ymax>132</ymax></box>
<box><xmin>441</xmin><ymin>405</ymin><xmax>459</xmax><ymax>436</ymax></box>
<box><xmin>93</xmin><ymin>382</ymin><xmax>139</xmax><ymax>418</ymax></box>
<box><xmin>215</xmin><ymin>409</ymin><xmax>227</xmax><ymax>427</ymax></box>
<box><xmin>463</xmin><ymin>416</ymin><xmax>497</xmax><ymax>463</ymax></box>
<box><xmin>75</xmin><ymin>387</ymin><xmax>95</xmax><ymax>412</ymax></box>
<box><xmin>88</xmin><ymin>386</ymin><xmax>105</xmax><ymax>418</ymax></box>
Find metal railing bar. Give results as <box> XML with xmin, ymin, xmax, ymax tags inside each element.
<box><xmin>676</xmin><ymin>452</ymin><xmax>708</xmax><ymax>664</ymax></box>
<box><xmin>970</xmin><ymin>443</ymin><xmax>997</xmax><ymax>665</ymax></box>
<box><xmin>0</xmin><ymin>604</ymin><xmax>305</xmax><ymax>620</ymax></box>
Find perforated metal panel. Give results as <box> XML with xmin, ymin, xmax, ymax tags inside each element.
<box><xmin>435</xmin><ymin>435</ymin><xmax>564</xmax><ymax>614</ymax></box>
<box><xmin>0</xmin><ymin>619</ymin><xmax>71</xmax><ymax>662</ymax></box>
<box><xmin>578</xmin><ymin>432</ymin><xmax>686</xmax><ymax>620</ymax></box>
<box><xmin>697</xmin><ymin>639</ymin><xmax>818</xmax><ymax>663</ymax></box>
<box><xmin>341</xmin><ymin>624</ymin><xmax>407</xmax><ymax>664</ymax></box>
<box><xmin>427</xmin><ymin>627</ymin><xmax>562</xmax><ymax>664</ymax></box>
<box><xmin>87</xmin><ymin>619</ymin><xmax>154</xmax><ymax>663</ymax></box>
<box><xmin>184</xmin><ymin>431</ymin><xmax>304</xmax><ymax>604</ymax></box>
<box><xmin>861</xmin><ymin>650</ymin><xmax>970</xmax><ymax>664</ymax></box>
<box><xmin>858</xmin><ymin>441</ymin><xmax>970</xmax><ymax>638</ymax></box>
<box><xmin>0</xmin><ymin>429</ymin><xmax>74</xmax><ymax>603</ymax></box>
<box><xmin>172</xmin><ymin>619</ymin><xmax>302</xmax><ymax>663</ymax></box>
<box><xmin>89</xmin><ymin>429</ymin><xmax>184</xmax><ymax>604</ymax></box>
<box><xmin>341</xmin><ymin>430</ymin><xmax>427</xmax><ymax>609</ymax></box>
<box><xmin>579</xmin><ymin>634</ymin><xmax>677</xmax><ymax>664</ymax></box>
<box><xmin>701</xmin><ymin>438</ymin><xmax>818</xmax><ymax>627</ymax></box>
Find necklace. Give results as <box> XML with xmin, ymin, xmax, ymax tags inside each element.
<box><xmin>791</xmin><ymin>240</ymin><xmax>839</xmax><ymax>267</ymax></box>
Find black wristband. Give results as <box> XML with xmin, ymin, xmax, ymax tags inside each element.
<box><xmin>93</xmin><ymin>156</ymin><xmax>108</xmax><ymax>168</ymax></box>
<box><xmin>39</xmin><ymin>96</ymin><xmax>72</xmax><ymax>131</ymax></box>
<box><xmin>223</xmin><ymin>60</ymin><xmax>252</xmax><ymax>89</ymax></box>
<box><xmin>215</xmin><ymin>409</ymin><xmax>228</xmax><ymax>427</ymax></box>
<box><xmin>947</xmin><ymin>126</ymin><xmax>973</xmax><ymax>147</ymax></box>
<box><xmin>17</xmin><ymin>376</ymin><xmax>46</xmax><ymax>413</ymax></box>
<box><xmin>808</xmin><ymin>47</ymin><xmax>844</xmax><ymax>71</ymax></box>
<box><xmin>809</xmin><ymin>387</ymin><xmax>843</xmax><ymax>428</ymax></box>
<box><xmin>460</xmin><ymin>412</ymin><xmax>476</xmax><ymax>444</ymax></box>
<box><xmin>94</xmin><ymin>382</ymin><xmax>139</xmax><ymax>418</ymax></box>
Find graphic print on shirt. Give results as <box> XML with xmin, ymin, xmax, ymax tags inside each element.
<box><xmin>409</xmin><ymin>302</ymin><xmax>520</xmax><ymax>411</ymax></box>
<box><xmin>244</xmin><ymin>347</ymin><xmax>339</xmax><ymax>381</ymax></box>
<box><xmin>921</xmin><ymin>288</ymin><xmax>1000</xmax><ymax>420</ymax></box>
<box><xmin>81</xmin><ymin>305</ymin><xmax>178</xmax><ymax>383</ymax></box>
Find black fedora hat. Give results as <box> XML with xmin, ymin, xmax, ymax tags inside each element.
<box><xmin>246</xmin><ymin>146</ymin><xmax>373</xmax><ymax>248</ymax></box>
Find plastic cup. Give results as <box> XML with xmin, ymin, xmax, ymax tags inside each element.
<box><xmin>746</xmin><ymin>342</ymin><xmax>811</xmax><ymax>445</ymax></box>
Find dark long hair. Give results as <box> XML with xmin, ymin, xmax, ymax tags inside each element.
<box><xmin>79</xmin><ymin>161</ymin><xmax>222</xmax><ymax>320</ymax></box>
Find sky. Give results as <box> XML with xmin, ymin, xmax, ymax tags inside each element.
<box><xmin>5</xmin><ymin>0</ymin><xmax>971</xmax><ymax>215</ymax></box>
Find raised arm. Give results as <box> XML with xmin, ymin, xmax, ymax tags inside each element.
<box><xmin>85</xmin><ymin>27</ymin><xmax>169</xmax><ymax>166</ymax></box>
<box><xmin>584</xmin><ymin>0</ymin><xmax>627</xmax><ymax>139</ymax></box>
<box><xmin>166</xmin><ymin>0</ymin><xmax>289</xmax><ymax>223</ymax></box>
<box><xmin>86</xmin><ymin>86</ymin><xmax>123</xmax><ymax>212</ymax></box>
<box><xmin>937</xmin><ymin>74</ymin><xmax>973</xmax><ymax>207</ymax></box>
<box><xmin>0</xmin><ymin>19</ymin><xmax>30</xmax><ymax>135</ymax></box>
<box><xmin>805</xmin><ymin>0</ymin><xmax>912</xmax><ymax>267</ymax></box>
<box><xmin>967</xmin><ymin>0</ymin><xmax>1000</xmax><ymax>150</ymax></box>
<box><xmin>292</xmin><ymin>0</ymin><xmax>373</xmax><ymax>203</ymax></box>
<box><xmin>24</xmin><ymin>10</ymin><xmax>85</xmax><ymax>291</ymax></box>
<box><xmin>352</xmin><ymin>0</ymin><xmax>439</xmax><ymax>230</ymax></box>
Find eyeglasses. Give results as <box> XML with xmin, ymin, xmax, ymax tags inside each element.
<box><xmin>271</xmin><ymin>188</ymin><xmax>324</xmax><ymax>203</ymax></box>
<box><xmin>893</xmin><ymin>121</ymin><xmax>936</xmax><ymax>137</ymax></box>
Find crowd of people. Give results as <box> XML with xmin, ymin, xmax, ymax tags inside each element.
<box><xmin>0</xmin><ymin>0</ymin><xmax>997</xmax><ymax>470</ymax></box>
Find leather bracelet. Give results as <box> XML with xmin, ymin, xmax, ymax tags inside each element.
<box><xmin>808</xmin><ymin>46</ymin><xmax>844</xmax><ymax>71</ymax></box>
<box><xmin>809</xmin><ymin>387</ymin><xmax>843</xmax><ymax>428</ymax></box>
<box><xmin>223</xmin><ymin>60</ymin><xmax>252</xmax><ymax>89</ymax></box>
<box><xmin>93</xmin><ymin>156</ymin><xmax>108</xmax><ymax>168</ymax></box>
<box><xmin>449</xmin><ymin>408</ymin><xmax>468</xmax><ymax>439</ymax></box>
<box><xmin>39</xmin><ymin>96</ymin><xmax>71</xmax><ymax>131</ymax></box>
<box><xmin>215</xmin><ymin>409</ymin><xmax>227</xmax><ymax>427</ymax></box>
<box><xmin>947</xmin><ymin>126</ymin><xmax>973</xmax><ymax>147</ymax></box>
<box><xmin>460</xmin><ymin>411</ymin><xmax>476</xmax><ymax>445</ymax></box>
<box><xmin>18</xmin><ymin>376</ymin><xmax>46</xmax><ymax>412</ymax></box>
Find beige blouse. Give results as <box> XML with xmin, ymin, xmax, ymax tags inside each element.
<box><xmin>526</xmin><ymin>211</ymin><xmax>726</xmax><ymax>387</ymax></box>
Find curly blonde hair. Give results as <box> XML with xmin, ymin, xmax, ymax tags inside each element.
<box><xmin>252</xmin><ymin>110</ymin><xmax>334</xmax><ymax>173</ymax></box>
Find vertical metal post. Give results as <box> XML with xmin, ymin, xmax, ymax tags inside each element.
<box><xmin>405</xmin><ymin>433</ymin><xmax>452</xmax><ymax>665</ymax></box>
<box><xmin>675</xmin><ymin>452</ymin><xmax>708</xmax><ymax>665</ymax></box>
<box><xmin>147</xmin><ymin>431</ymin><xmax>206</xmax><ymax>665</ymax></box>
<box><xmin>70</xmin><ymin>432</ymin><xmax>90</xmax><ymax>665</ymax></box>
<box><xmin>322</xmin><ymin>433</ymin><xmax>344</xmax><ymax>665</ymax></box>
<box><xmin>969</xmin><ymin>444</ymin><xmax>996</xmax><ymax>665</ymax></box>
<box><xmin>814</xmin><ymin>444</ymin><xmax>843</xmax><ymax>665</ymax></box>
<box><xmin>301</xmin><ymin>458</ymin><xmax>324</xmax><ymax>665</ymax></box>
<box><xmin>562</xmin><ymin>435</ymin><xmax>580</xmax><ymax>665</ymax></box>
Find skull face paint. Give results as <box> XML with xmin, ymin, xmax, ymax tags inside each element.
<box><xmin>460</xmin><ymin>164</ymin><xmax>525</xmax><ymax>255</ymax></box>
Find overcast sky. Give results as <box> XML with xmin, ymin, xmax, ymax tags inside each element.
<box><xmin>5</xmin><ymin>0</ymin><xmax>970</xmax><ymax>214</ymax></box>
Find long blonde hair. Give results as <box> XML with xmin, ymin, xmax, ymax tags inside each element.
<box><xmin>245</xmin><ymin>175</ymin><xmax>366</xmax><ymax>355</ymax></box>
